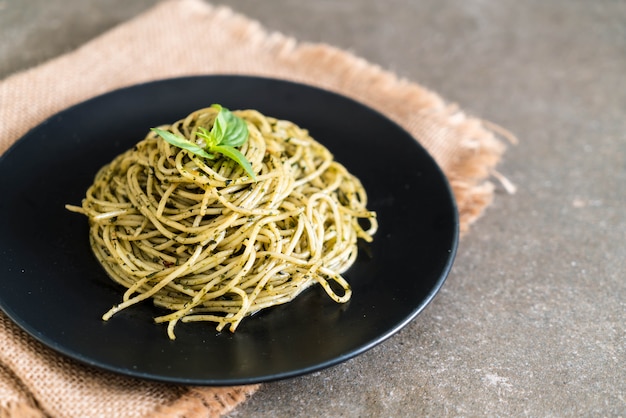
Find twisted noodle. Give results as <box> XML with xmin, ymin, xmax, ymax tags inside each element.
<box><xmin>67</xmin><ymin>107</ymin><xmax>377</xmax><ymax>338</ymax></box>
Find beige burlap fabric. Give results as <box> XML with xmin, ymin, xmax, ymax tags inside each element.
<box><xmin>0</xmin><ymin>0</ymin><xmax>509</xmax><ymax>416</ymax></box>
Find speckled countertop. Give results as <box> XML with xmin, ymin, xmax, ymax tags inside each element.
<box><xmin>1</xmin><ymin>0</ymin><xmax>624</xmax><ymax>416</ymax></box>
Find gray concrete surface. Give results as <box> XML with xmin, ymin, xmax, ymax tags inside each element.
<box><xmin>2</xmin><ymin>0</ymin><xmax>625</xmax><ymax>416</ymax></box>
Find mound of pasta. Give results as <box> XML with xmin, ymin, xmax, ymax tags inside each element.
<box><xmin>67</xmin><ymin>105</ymin><xmax>377</xmax><ymax>338</ymax></box>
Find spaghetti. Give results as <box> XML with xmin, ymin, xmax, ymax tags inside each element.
<box><xmin>67</xmin><ymin>106</ymin><xmax>377</xmax><ymax>338</ymax></box>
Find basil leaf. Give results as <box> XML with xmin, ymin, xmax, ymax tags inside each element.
<box><xmin>151</xmin><ymin>104</ymin><xmax>256</xmax><ymax>181</ymax></box>
<box><xmin>196</xmin><ymin>127</ymin><xmax>217</xmax><ymax>148</ymax></box>
<box><xmin>215</xmin><ymin>106</ymin><xmax>249</xmax><ymax>147</ymax></box>
<box><xmin>151</xmin><ymin>128</ymin><xmax>215</xmax><ymax>160</ymax></box>
<box><xmin>209</xmin><ymin>104</ymin><xmax>227</xmax><ymax>144</ymax></box>
<box><xmin>211</xmin><ymin>145</ymin><xmax>256</xmax><ymax>180</ymax></box>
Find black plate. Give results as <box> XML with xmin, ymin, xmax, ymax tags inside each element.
<box><xmin>0</xmin><ymin>76</ymin><xmax>458</xmax><ymax>385</ymax></box>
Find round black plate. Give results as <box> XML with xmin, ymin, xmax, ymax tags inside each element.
<box><xmin>0</xmin><ymin>76</ymin><xmax>458</xmax><ymax>385</ymax></box>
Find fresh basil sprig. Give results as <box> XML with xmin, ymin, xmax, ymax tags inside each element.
<box><xmin>151</xmin><ymin>104</ymin><xmax>256</xmax><ymax>180</ymax></box>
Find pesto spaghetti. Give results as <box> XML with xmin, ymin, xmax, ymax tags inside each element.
<box><xmin>67</xmin><ymin>106</ymin><xmax>377</xmax><ymax>338</ymax></box>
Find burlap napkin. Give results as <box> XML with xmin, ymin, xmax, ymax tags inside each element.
<box><xmin>0</xmin><ymin>0</ymin><xmax>509</xmax><ymax>416</ymax></box>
